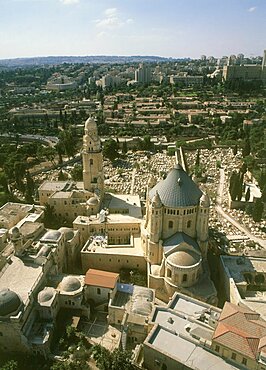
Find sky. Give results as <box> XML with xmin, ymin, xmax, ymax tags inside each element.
<box><xmin>0</xmin><ymin>0</ymin><xmax>265</xmax><ymax>59</ymax></box>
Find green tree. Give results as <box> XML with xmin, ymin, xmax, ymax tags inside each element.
<box><xmin>103</xmin><ymin>139</ymin><xmax>119</xmax><ymax>162</ymax></box>
<box><xmin>242</xmin><ymin>139</ymin><xmax>251</xmax><ymax>157</ymax></box>
<box><xmin>195</xmin><ymin>149</ymin><xmax>200</xmax><ymax>167</ymax></box>
<box><xmin>233</xmin><ymin>144</ymin><xmax>238</xmax><ymax>156</ymax></box>
<box><xmin>43</xmin><ymin>204</ymin><xmax>58</xmax><ymax>228</ymax></box>
<box><xmin>58</xmin><ymin>170</ymin><xmax>67</xmax><ymax>181</ymax></box>
<box><xmin>92</xmin><ymin>345</ymin><xmax>137</xmax><ymax>370</ymax></box>
<box><xmin>0</xmin><ymin>361</ymin><xmax>18</xmax><ymax>370</ymax></box>
<box><xmin>25</xmin><ymin>171</ymin><xmax>35</xmax><ymax>203</ymax></box>
<box><xmin>122</xmin><ymin>140</ymin><xmax>128</xmax><ymax>154</ymax></box>
<box><xmin>245</xmin><ymin>187</ymin><xmax>250</xmax><ymax>202</ymax></box>
<box><xmin>252</xmin><ymin>198</ymin><xmax>264</xmax><ymax>222</ymax></box>
<box><xmin>262</xmin><ymin>185</ymin><xmax>266</xmax><ymax>203</ymax></box>
<box><xmin>0</xmin><ymin>172</ymin><xmax>8</xmax><ymax>193</ymax></box>
<box><xmin>71</xmin><ymin>165</ymin><xmax>83</xmax><ymax>181</ymax></box>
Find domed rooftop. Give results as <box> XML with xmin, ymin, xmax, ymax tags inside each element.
<box><xmin>167</xmin><ymin>250</ymin><xmax>201</xmax><ymax>267</ymax></box>
<box><xmin>0</xmin><ymin>289</ymin><xmax>22</xmax><ymax>317</ymax></box>
<box><xmin>38</xmin><ymin>287</ymin><xmax>56</xmax><ymax>304</ymax></box>
<box><xmin>85</xmin><ymin>116</ymin><xmax>97</xmax><ymax>132</ymax></box>
<box><xmin>10</xmin><ymin>226</ymin><xmax>20</xmax><ymax>239</ymax></box>
<box><xmin>59</xmin><ymin>227</ymin><xmax>74</xmax><ymax>241</ymax></box>
<box><xmin>87</xmin><ymin>197</ymin><xmax>99</xmax><ymax>206</ymax></box>
<box><xmin>61</xmin><ymin>276</ymin><xmax>81</xmax><ymax>292</ymax></box>
<box><xmin>149</xmin><ymin>164</ymin><xmax>202</xmax><ymax>208</ymax></box>
<box><xmin>41</xmin><ymin>230</ymin><xmax>61</xmax><ymax>242</ymax></box>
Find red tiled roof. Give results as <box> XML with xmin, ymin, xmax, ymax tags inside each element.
<box><xmin>84</xmin><ymin>269</ymin><xmax>119</xmax><ymax>289</ymax></box>
<box><xmin>213</xmin><ymin>302</ymin><xmax>266</xmax><ymax>360</ymax></box>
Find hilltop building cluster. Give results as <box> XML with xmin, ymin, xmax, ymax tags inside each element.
<box><xmin>0</xmin><ymin>117</ymin><xmax>265</xmax><ymax>370</ymax></box>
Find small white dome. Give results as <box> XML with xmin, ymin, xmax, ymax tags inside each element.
<box><xmin>10</xmin><ymin>227</ymin><xmax>20</xmax><ymax>239</ymax></box>
<box><xmin>38</xmin><ymin>287</ymin><xmax>56</xmax><ymax>303</ymax></box>
<box><xmin>167</xmin><ymin>250</ymin><xmax>201</xmax><ymax>267</ymax></box>
<box><xmin>87</xmin><ymin>197</ymin><xmax>99</xmax><ymax>206</ymax></box>
<box><xmin>59</xmin><ymin>227</ymin><xmax>74</xmax><ymax>241</ymax></box>
<box><xmin>0</xmin><ymin>289</ymin><xmax>22</xmax><ymax>316</ymax></box>
<box><xmin>41</xmin><ymin>230</ymin><xmax>61</xmax><ymax>241</ymax></box>
<box><xmin>61</xmin><ymin>276</ymin><xmax>81</xmax><ymax>292</ymax></box>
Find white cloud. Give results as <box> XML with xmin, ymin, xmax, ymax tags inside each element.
<box><xmin>248</xmin><ymin>7</ymin><xmax>257</xmax><ymax>12</ymax></box>
<box><xmin>59</xmin><ymin>0</ymin><xmax>79</xmax><ymax>5</ymax></box>
<box><xmin>104</xmin><ymin>8</ymin><xmax>117</xmax><ymax>17</ymax></box>
<box><xmin>95</xmin><ymin>8</ymin><xmax>133</xmax><ymax>29</ymax></box>
<box><xmin>97</xmin><ymin>31</ymin><xmax>107</xmax><ymax>38</ymax></box>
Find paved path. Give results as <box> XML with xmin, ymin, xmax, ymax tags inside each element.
<box><xmin>215</xmin><ymin>168</ymin><xmax>266</xmax><ymax>248</ymax></box>
<box><xmin>130</xmin><ymin>168</ymin><xmax>137</xmax><ymax>195</ymax></box>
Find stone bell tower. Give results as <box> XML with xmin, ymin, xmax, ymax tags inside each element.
<box><xmin>146</xmin><ymin>191</ymin><xmax>163</xmax><ymax>265</ymax></box>
<box><xmin>196</xmin><ymin>192</ymin><xmax>210</xmax><ymax>259</ymax></box>
<box><xmin>82</xmin><ymin>117</ymin><xmax>104</xmax><ymax>194</ymax></box>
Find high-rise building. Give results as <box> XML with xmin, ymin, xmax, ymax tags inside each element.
<box><xmin>135</xmin><ymin>63</ymin><xmax>151</xmax><ymax>84</ymax></box>
<box><xmin>223</xmin><ymin>50</ymin><xmax>266</xmax><ymax>84</ymax></box>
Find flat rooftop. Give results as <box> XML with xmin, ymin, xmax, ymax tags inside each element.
<box><xmin>0</xmin><ymin>256</ymin><xmax>43</xmax><ymax>304</ymax></box>
<box><xmin>75</xmin><ymin>213</ymin><xmax>142</xmax><ymax>226</ymax></box>
<box><xmin>82</xmin><ymin>234</ymin><xmax>143</xmax><ymax>257</ymax></box>
<box><xmin>103</xmin><ymin>193</ymin><xmax>142</xmax><ymax>219</ymax></box>
<box><xmin>221</xmin><ymin>255</ymin><xmax>266</xmax><ymax>283</ymax></box>
<box><xmin>147</xmin><ymin>325</ymin><xmax>238</xmax><ymax>370</ymax></box>
<box><xmin>0</xmin><ymin>203</ymin><xmax>42</xmax><ymax>228</ymax></box>
<box><xmin>38</xmin><ymin>181</ymin><xmax>68</xmax><ymax>191</ymax></box>
<box><xmin>168</xmin><ymin>294</ymin><xmax>221</xmax><ymax>317</ymax></box>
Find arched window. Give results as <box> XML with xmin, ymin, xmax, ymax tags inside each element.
<box><xmin>169</xmin><ymin>220</ymin><xmax>173</xmax><ymax>229</ymax></box>
<box><xmin>167</xmin><ymin>269</ymin><xmax>172</xmax><ymax>278</ymax></box>
<box><xmin>90</xmin><ymin>159</ymin><xmax>93</xmax><ymax>165</ymax></box>
<box><xmin>97</xmin><ymin>288</ymin><xmax>101</xmax><ymax>295</ymax></box>
<box><xmin>187</xmin><ymin>220</ymin><xmax>192</xmax><ymax>228</ymax></box>
<box><xmin>182</xmin><ymin>274</ymin><xmax>187</xmax><ymax>282</ymax></box>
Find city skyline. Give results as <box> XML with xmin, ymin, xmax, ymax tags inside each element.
<box><xmin>0</xmin><ymin>0</ymin><xmax>265</xmax><ymax>60</ymax></box>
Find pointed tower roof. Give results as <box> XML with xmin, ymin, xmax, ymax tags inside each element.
<box><xmin>151</xmin><ymin>190</ymin><xmax>162</xmax><ymax>208</ymax></box>
<box><xmin>200</xmin><ymin>193</ymin><xmax>210</xmax><ymax>207</ymax></box>
<box><xmin>149</xmin><ymin>164</ymin><xmax>202</xmax><ymax>207</ymax></box>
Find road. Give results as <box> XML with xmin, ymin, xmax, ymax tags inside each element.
<box><xmin>0</xmin><ymin>133</ymin><xmax>59</xmax><ymax>147</ymax></box>
<box><xmin>215</xmin><ymin>168</ymin><xmax>266</xmax><ymax>248</ymax></box>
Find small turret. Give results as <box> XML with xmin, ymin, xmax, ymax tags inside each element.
<box><xmin>200</xmin><ymin>193</ymin><xmax>210</xmax><ymax>208</ymax></box>
<box><xmin>151</xmin><ymin>191</ymin><xmax>162</xmax><ymax>208</ymax></box>
<box><xmin>196</xmin><ymin>192</ymin><xmax>210</xmax><ymax>259</ymax></box>
<box><xmin>10</xmin><ymin>227</ymin><xmax>24</xmax><ymax>256</ymax></box>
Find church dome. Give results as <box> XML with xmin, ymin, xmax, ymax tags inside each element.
<box><xmin>87</xmin><ymin>197</ymin><xmax>99</xmax><ymax>206</ymax></box>
<box><xmin>41</xmin><ymin>230</ymin><xmax>61</xmax><ymax>242</ymax></box>
<box><xmin>38</xmin><ymin>287</ymin><xmax>56</xmax><ymax>303</ymax></box>
<box><xmin>167</xmin><ymin>250</ymin><xmax>201</xmax><ymax>268</ymax></box>
<box><xmin>61</xmin><ymin>276</ymin><xmax>81</xmax><ymax>292</ymax></box>
<box><xmin>0</xmin><ymin>289</ymin><xmax>22</xmax><ymax>316</ymax></box>
<box><xmin>149</xmin><ymin>164</ymin><xmax>202</xmax><ymax>208</ymax></box>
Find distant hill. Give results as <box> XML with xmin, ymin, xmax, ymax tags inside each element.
<box><xmin>0</xmin><ymin>55</ymin><xmax>189</xmax><ymax>68</ymax></box>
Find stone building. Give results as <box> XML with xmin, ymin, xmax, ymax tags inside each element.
<box><xmin>223</xmin><ymin>50</ymin><xmax>266</xmax><ymax>85</ymax></box>
<box><xmin>38</xmin><ymin>117</ymin><xmax>103</xmax><ymax>223</ymax></box>
<box><xmin>142</xmin><ymin>164</ymin><xmax>217</xmax><ymax>304</ymax></box>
